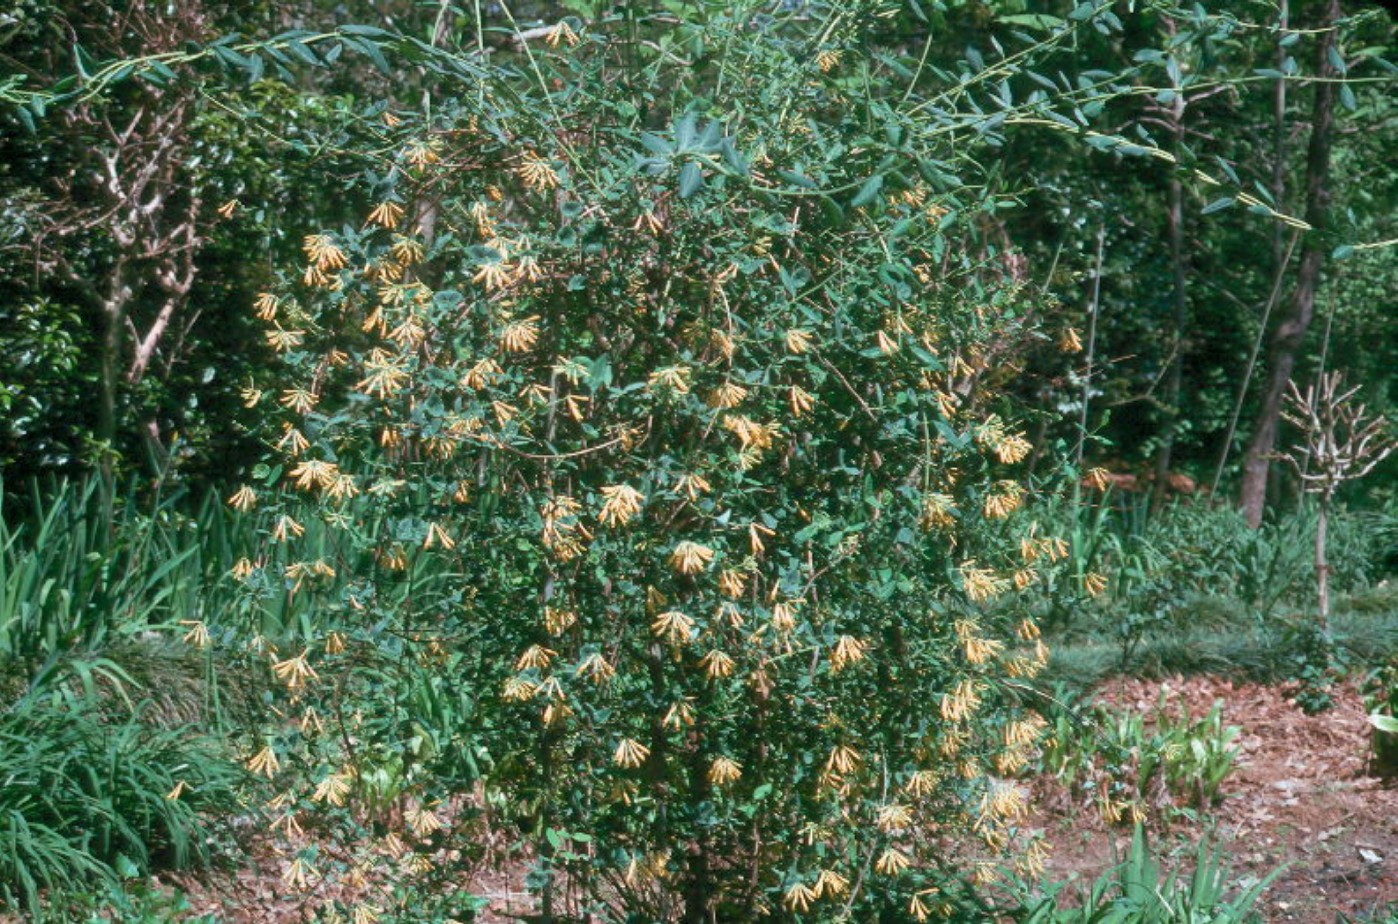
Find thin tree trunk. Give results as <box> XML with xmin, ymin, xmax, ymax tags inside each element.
<box><xmin>681</xmin><ymin>709</ymin><xmax>713</xmax><ymax>924</ymax></box>
<box><xmin>412</xmin><ymin>0</ymin><xmax>455</xmax><ymax>251</ymax></box>
<box><xmin>1316</xmin><ymin>498</ymin><xmax>1330</xmax><ymax>629</ymax></box>
<box><xmin>1152</xmin><ymin>84</ymin><xmax>1189</xmax><ymax>510</ymax></box>
<box><xmin>1239</xmin><ymin>0</ymin><xmax>1342</xmax><ymax>527</ymax></box>
<box><xmin>1271</xmin><ymin>0</ymin><xmax>1289</xmax><ymax>274</ymax></box>
<box><xmin>97</xmin><ymin>260</ymin><xmax>133</xmax><ymax>483</ymax></box>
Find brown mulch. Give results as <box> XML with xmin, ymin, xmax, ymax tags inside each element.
<box><xmin>1037</xmin><ymin>676</ymin><xmax>1398</xmax><ymax>923</ymax></box>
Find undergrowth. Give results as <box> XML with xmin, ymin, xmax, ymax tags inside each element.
<box><xmin>0</xmin><ymin>482</ymin><xmax>256</xmax><ymax>916</ymax></box>
<box><xmin>0</xmin><ymin>669</ymin><xmax>247</xmax><ymax>917</ymax></box>
<box><xmin>1032</xmin><ymin>495</ymin><xmax>1398</xmax><ymax>693</ymax></box>
<box><xmin>1018</xmin><ymin>827</ymin><xmax>1278</xmax><ymax>923</ymax></box>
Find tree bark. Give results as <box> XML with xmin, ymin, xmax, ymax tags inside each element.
<box><xmin>97</xmin><ymin>258</ymin><xmax>134</xmax><ymax>483</ymax></box>
<box><xmin>1316</xmin><ymin>498</ymin><xmax>1331</xmax><ymax>629</ymax></box>
<box><xmin>1239</xmin><ymin>0</ymin><xmax>1342</xmax><ymax>527</ymax></box>
<box><xmin>1152</xmin><ymin>76</ymin><xmax>1189</xmax><ymax>511</ymax></box>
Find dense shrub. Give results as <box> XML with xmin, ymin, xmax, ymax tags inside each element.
<box><xmin>219</xmin><ymin>3</ymin><xmax>1117</xmax><ymax>919</ymax></box>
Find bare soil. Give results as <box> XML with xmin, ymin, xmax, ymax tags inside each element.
<box><xmin>1037</xmin><ymin>676</ymin><xmax>1398</xmax><ymax>923</ymax></box>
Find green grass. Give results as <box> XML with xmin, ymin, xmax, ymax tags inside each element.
<box><xmin>0</xmin><ymin>673</ymin><xmax>247</xmax><ymax>917</ymax></box>
<box><xmin>1031</xmin><ymin>495</ymin><xmax>1398</xmax><ymax>694</ymax></box>
<box><xmin>1043</xmin><ymin>597</ymin><xmax>1398</xmax><ymax>695</ymax></box>
<box><xmin>0</xmin><ymin>480</ymin><xmax>255</xmax><ymax>683</ymax></box>
<box><xmin>0</xmin><ymin>481</ymin><xmax>261</xmax><ymax>918</ymax></box>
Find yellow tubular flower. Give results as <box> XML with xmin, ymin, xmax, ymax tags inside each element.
<box><xmin>180</xmin><ymin>620</ymin><xmax>211</xmax><ymax>648</ymax></box>
<box><xmin>876</xmin><ymin>848</ymin><xmax>911</xmax><ymax>876</ymax></box>
<box><xmin>825</xmin><ymin>744</ymin><xmax>861</xmax><ymax>775</ymax></box>
<box><xmin>830</xmin><ymin>635</ymin><xmax>868</xmax><ymax>671</ymax></box>
<box><xmin>699</xmin><ymin>649</ymin><xmax>735</xmax><ymax>679</ymax></box>
<box><xmin>514</xmin><ymin>645</ymin><xmax>557</xmax><ymax>671</ymax></box>
<box><xmin>366</xmin><ymin>201</ymin><xmax>405</xmax><ymax>230</ymax></box>
<box><xmin>815</xmin><ymin>869</ymin><xmax>849</xmax><ymax>898</ymax></box>
<box><xmin>669</xmin><ymin>540</ymin><xmax>714</xmax><ymax>575</ymax></box>
<box><xmin>501</xmin><ymin>316</ymin><xmax>541</xmax><ymax>353</ymax></box>
<box><xmin>598</xmin><ymin>484</ymin><xmax>645</xmax><ymax>527</ymax></box>
<box><xmin>708</xmin><ymin>756</ymin><xmax>742</xmax><ymax>786</ymax></box>
<box><xmin>517</xmin><ymin>152</ymin><xmax>561</xmax><ymax>191</ymax></box>
<box><xmin>613</xmin><ymin>738</ymin><xmax>650</xmax><ymax>769</ymax></box>
<box><xmin>227</xmin><ymin>485</ymin><xmax>257</xmax><ymax>513</ymax></box>
<box><xmin>783</xmin><ymin>882</ymin><xmax>817</xmax><ymax>913</ymax></box>
<box><xmin>785</xmin><ymin>328</ymin><xmax>814</xmax><ymax>354</ymax></box>
<box><xmin>651</xmin><ymin>609</ymin><xmax>696</xmax><ymax>646</ymax></box>
<box><xmin>718</xmin><ymin>568</ymin><xmax>746</xmax><ymax>598</ymax></box>
<box><xmin>271</xmin><ymin>649</ymin><xmax>319</xmax><ymax>690</ymax></box>
<box><xmin>708</xmin><ymin>381</ymin><xmax>748</xmax><ymax>409</ymax></box>
<box><xmin>246</xmin><ymin>746</ymin><xmax>280</xmax><ymax>778</ymax></box>
<box><xmin>575</xmin><ymin>652</ymin><xmax>615</xmax><ymax>685</ymax></box>
<box><xmin>789</xmin><ymin>385</ymin><xmax>816</xmax><ymax>417</ymax></box>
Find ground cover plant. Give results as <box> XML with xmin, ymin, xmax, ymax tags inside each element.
<box><xmin>1020</xmin><ymin>826</ymin><xmax>1277</xmax><ymax>924</ymax></box>
<box><xmin>0</xmin><ymin>482</ymin><xmax>252</xmax><ymax>920</ymax></box>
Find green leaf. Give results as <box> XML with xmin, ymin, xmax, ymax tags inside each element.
<box><xmin>640</xmin><ymin>133</ymin><xmax>672</xmax><ymax>157</ymax></box>
<box><xmin>817</xmin><ymin>196</ymin><xmax>844</xmax><ymax>227</ymax></box>
<box><xmin>1201</xmin><ymin>197</ymin><xmax>1235</xmax><ymax>215</ymax></box>
<box><xmin>213</xmin><ymin>45</ymin><xmax>251</xmax><ymax>69</ymax></box>
<box><xmin>72</xmin><ymin>44</ymin><xmax>95</xmax><ymax>81</ymax></box>
<box><xmin>674</xmin><ymin>112</ymin><xmax>697</xmax><ymax>150</ymax></box>
<box><xmin>776</xmin><ymin>169</ymin><xmax>816</xmax><ymax>189</ymax></box>
<box><xmin>286</xmin><ymin>39</ymin><xmax>321</xmax><ymax>66</ymax></box>
<box><xmin>1368</xmin><ymin>714</ymin><xmax>1398</xmax><ymax>734</ymax></box>
<box><xmin>1326</xmin><ymin>43</ymin><xmax>1347</xmax><ymax>76</ymax></box>
<box><xmin>850</xmin><ymin>174</ymin><xmax>884</xmax><ymax>208</ymax></box>
<box><xmin>999</xmin><ymin>14</ymin><xmax>1065</xmax><ymax>32</ymax></box>
<box><xmin>340</xmin><ymin>24</ymin><xmax>392</xmax><ymax>38</ymax></box>
<box><xmin>678</xmin><ymin>161</ymin><xmax>705</xmax><ymax>198</ymax></box>
<box><xmin>343</xmin><ymin>35</ymin><xmax>390</xmax><ymax>75</ymax></box>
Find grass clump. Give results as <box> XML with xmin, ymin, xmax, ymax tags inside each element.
<box><xmin>0</xmin><ymin>672</ymin><xmax>247</xmax><ymax>916</ymax></box>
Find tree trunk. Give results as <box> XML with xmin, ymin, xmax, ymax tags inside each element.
<box><xmin>1239</xmin><ymin>0</ymin><xmax>1342</xmax><ymax>527</ymax></box>
<box><xmin>1152</xmin><ymin>83</ymin><xmax>1189</xmax><ymax>511</ymax></box>
<box><xmin>97</xmin><ymin>260</ymin><xmax>133</xmax><ymax>484</ymax></box>
<box><xmin>1271</xmin><ymin>0</ymin><xmax>1289</xmax><ymax>273</ymax></box>
<box><xmin>1316</xmin><ymin>497</ymin><xmax>1331</xmax><ymax>630</ymax></box>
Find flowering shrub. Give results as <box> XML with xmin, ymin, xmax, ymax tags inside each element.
<box><xmin>227</xmin><ymin>4</ymin><xmax>1095</xmax><ymax>919</ymax></box>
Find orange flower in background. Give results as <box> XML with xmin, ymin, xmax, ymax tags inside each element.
<box><xmin>613</xmin><ymin>738</ymin><xmax>650</xmax><ymax>769</ymax></box>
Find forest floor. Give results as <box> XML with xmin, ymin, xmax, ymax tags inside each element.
<box><xmin>1035</xmin><ymin>676</ymin><xmax>1398</xmax><ymax>923</ymax></box>
<box><xmin>158</xmin><ymin>675</ymin><xmax>1398</xmax><ymax>923</ymax></box>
